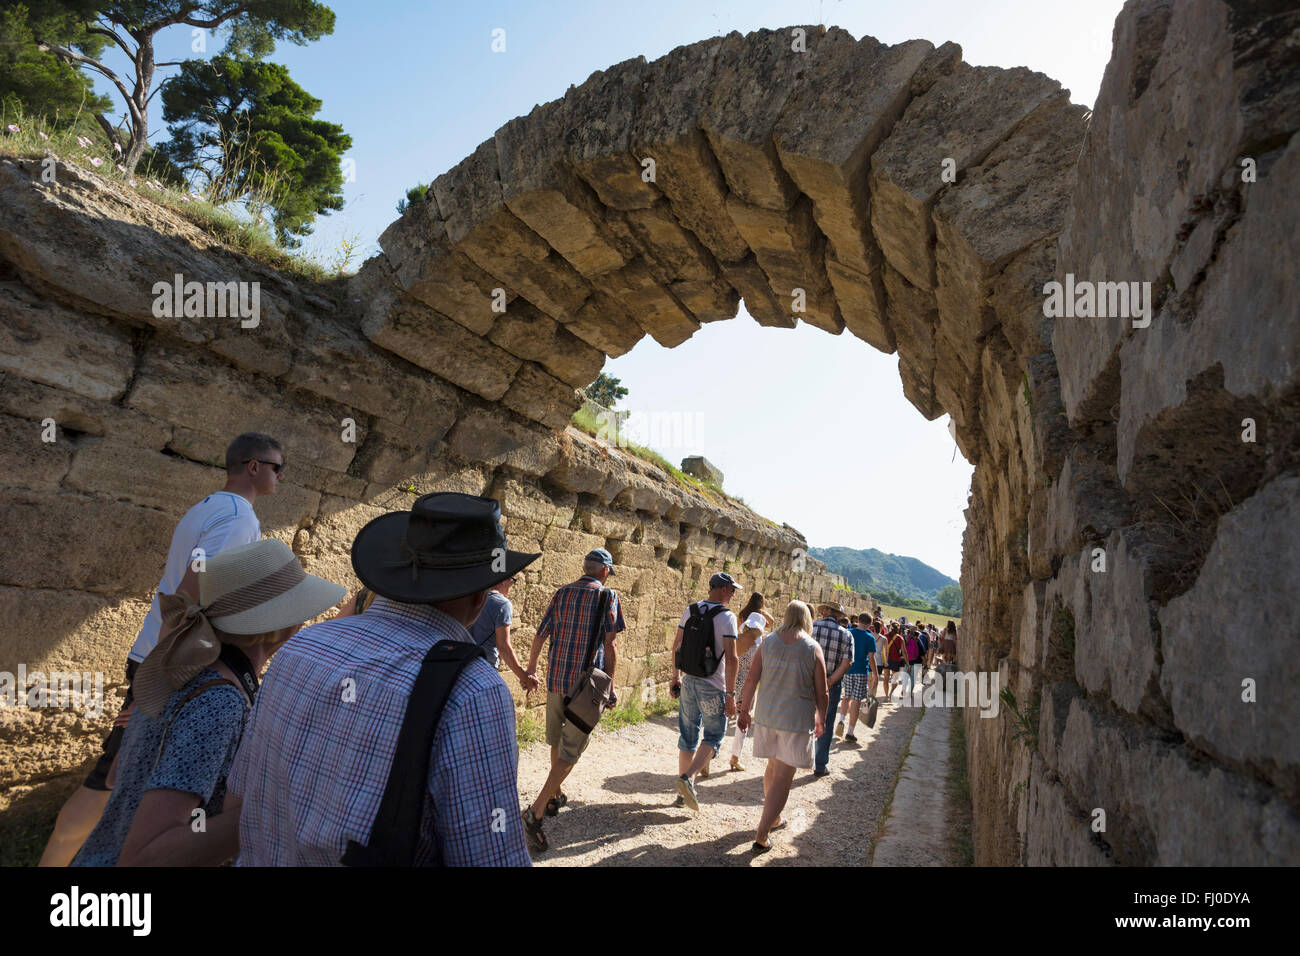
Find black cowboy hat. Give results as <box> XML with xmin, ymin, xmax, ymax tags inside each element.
<box><xmin>351</xmin><ymin>492</ymin><xmax>540</xmax><ymax>604</ymax></box>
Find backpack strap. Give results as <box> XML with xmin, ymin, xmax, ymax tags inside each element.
<box><xmin>341</xmin><ymin>639</ymin><xmax>487</xmax><ymax>867</ymax></box>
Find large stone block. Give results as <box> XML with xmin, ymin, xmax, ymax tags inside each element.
<box><xmin>0</xmin><ymin>411</ymin><xmax>70</xmax><ymax>491</ymax></box>
<box><xmin>445</xmin><ymin>408</ymin><xmax>560</xmax><ymax>475</ymax></box>
<box><xmin>0</xmin><ymin>488</ymin><xmax>174</xmax><ymax>594</ymax></box>
<box><xmin>545</xmin><ymin>430</ymin><xmax>631</xmax><ymax>501</ymax></box>
<box><xmin>127</xmin><ymin>345</ymin><xmax>357</xmax><ymax>473</ymax></box>
<box><xmin>486</xmin><ymin>302</ymin><xmax>605</xmax><ymax>389</ymax></box>
<box><xmin>871</xmin><ymin>63</ymin><xmax>1065</xmax><ymax>290</ymax></box>
<box><xmin>719</xmin><ymin>257</ymin><xmax>793</xmax><ymax>328</ymax></box>
<box><xmin>934</xmin><ymin>99</ymin><xmax>1088</xmax><ymax>360</ymax></box>
<box><xmin>631</xmin><ymin>37</ymin><xmax>751</xmax><ymax>264</ymax></box>
<box><xmin>602</xmin><ymin>258</ymin><xmax>700</xmax><ymax>347</ymax></box>
<box><xmin>63</xmin><ymin>438</ymin><xmax>224</xmax><ymax>515</ymax></box>
<box><xmin>562</xmin><ymin>291</ymin><xmax>646</xmax><ymax>359</ymax></box>
<box><xmin>774</xmin><ymin>35</ymin><xmax>931</xmax><ymax>275</ymax></box>
<box><xmin>0</xmin><ymin>372</ymin><xmax>171</xmax><ymax>451</ymax></box>
<box><xmin>557</xmin><ymin>57</ymin><xmax>659</xmax><ymax>212</ymax></box>
<box><xmin>0</xmin><ymin>160</ymin><xmax>277</xmax><ymax>345</ymax></box>
<box><xmin>0</xmin><ymin>585</ymin><xmax>150</xmax><ymax>675</ymax></box>
<box><xmin>0</xmin><ymin>282</ymin><xmax>135</xmax><ymax>403</ymax></box>
<box><xmin>1114</xmin><ymin>134</ymin><xmax>1300</xmax><ymax>484</ymax></box>
<box><xmin>1057</xmin><ymin>694</ymin><xmax>1298</xmax><ymax>865</ymax></box>
<box><xmin>824</xmin><ymin>255</ymin><xmax>893</xmax><ymax>353</ymax></box>
<box><xmin>725</xmin><ymin>196</ymin><xmax>842</xmax><ymax>333</ymax></box>
<box><xmin>285</xmin><ymin>318</ymin><xmax>461</xmax><ymax>442</ymax></box>
<box><xmin>1025</xmin><ymin>760</ymin><xmax>1112</xmax><ymax>866</ymax></box>
<box><xmin>1159</xmin><ymin>472</ymin><xmax>1300</xmax><ymax>793</ymax></box>
<box><xmin>501</xmin><ymin>364</ymin><xmax>583</xmax><ymax>431</ymax></box>
<box><xmin>1072</xmin><ymin>531</ymin><xmax>1163</xmax><ymax>720</ymax></box>
<box><xmin>376</xmin><ymin>210</ymin><xmax>506</xmax><ymax>335</ymax></box>
<box><xmin>432</xmin><ymin>140</ymin><xmax>595</xmax><ymax>323</ymax></box>
<box><xmin>882</xmin><ymin>266</ymin><xmax>939</xmax><ymax>418</ymax></box>
<box><xmin>701</xmin><ymin>26</ymin><xmax>833</xmax><ymax>211</ymax></box>
<box><xmin>362</xmin><ymin>291</ymin><xmax>521</xmax><ymax>402</ymax></box>
<box><xmin>252</xmin><ymin>482</ymin><xmax>321</xmax><ymax>535</ymax></box>
<box><xmin>495</xmin><ymin>97</ymin><xmax>628</xmax><ymax>277</ymax></box>
<box><xmin>1054</xmin><ymin>0</ymin><xmax>1298</xmax><ymax>421</ymax></box>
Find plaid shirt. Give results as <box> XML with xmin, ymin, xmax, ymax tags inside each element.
<box><xmin>811</xmin><ymin>617</ymin><xmax>854</xmax><ymax>681</ymax></box>
<box><xmin>537</xmin><ymin>576</ymin><xmax>625</xmax><ymax>696</ymax></box>
<box><xmin>227</xmin><ymin>596</ymin><xmax>530</xmax><ymax>867</ymax></box>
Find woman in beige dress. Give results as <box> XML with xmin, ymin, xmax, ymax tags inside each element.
<box><xmin>737</xmin><ymin>600</ymin><xmax>828</xmax><ymax>853</ymax></box>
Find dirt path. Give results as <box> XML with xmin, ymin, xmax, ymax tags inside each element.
<box><xmin>517</xmin><ymin>693</ymin><xmax>929</xmax><ymax>866</ymax></box>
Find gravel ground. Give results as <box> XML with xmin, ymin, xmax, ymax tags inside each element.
<box><xmin>517</xmin><ymin>695</ymin><xmax>926</xmax><ymax>866</ymax></box>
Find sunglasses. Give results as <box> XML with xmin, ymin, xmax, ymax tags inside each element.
<box><xmin>243</xmin><ymin>458</ymin><xmax>284</xmax><ymax>474</ymax></box>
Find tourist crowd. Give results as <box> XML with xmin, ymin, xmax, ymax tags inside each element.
<box><xmin>39</xmin><ymin>432</ymin><xmax>959</xmax><ymax>867</ymax></box>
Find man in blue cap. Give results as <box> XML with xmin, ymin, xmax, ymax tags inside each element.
<box><xmin>670</xmin><ymin>572</ymin><xmax>741</xmax><ymax>811</ymax></box>
<box><xmin>521</xmin><ymin>547</ymin><xmax>625</xmax><ymax>853</ymax></box>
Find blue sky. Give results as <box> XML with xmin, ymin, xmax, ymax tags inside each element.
<box><xmin>87</xmin><ymin>0</ymin><xmax>1124</xmax><ymax>580</ymax></box>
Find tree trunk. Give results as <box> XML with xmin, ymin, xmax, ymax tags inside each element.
<box><xmin>123</xmin><ymin>29</ymin><xmax>155</xmax><ymax>176</ymax></box>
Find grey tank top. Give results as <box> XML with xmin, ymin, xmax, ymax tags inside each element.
<box><xmin>752</xmin><ymin>631</ymin><xmax>819</xmax><ymax>734</ymax></box>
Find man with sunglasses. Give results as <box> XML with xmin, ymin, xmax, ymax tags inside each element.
<box><xmin>39</xmin><ymin>432</ymin><xmax>283</xmax><ymax>866</ymax></box>
<box><xmin>468</xmin><ymin>573</ymin><xmax>535</xmax><ymax>692</ymax></box>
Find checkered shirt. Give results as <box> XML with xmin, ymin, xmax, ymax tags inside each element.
<box><xmin>537</xmin><ymin>576</ymin><xmax>625</xmax><ymax>696</ymax></box>
<box><xmin>811</xmin><ymin>616</ymin><xmax>855</xmax><ymax>678</ymax></box>
<box><xmin>227</xmin><ymin>596</ymin><xmax>530</xmax><ymax>867</ymax></box>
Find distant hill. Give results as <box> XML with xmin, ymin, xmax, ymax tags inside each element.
<box><xmin>810</xmin><ymin>546</ymin><xmax>957</xmax><ymax>603</ymax></box>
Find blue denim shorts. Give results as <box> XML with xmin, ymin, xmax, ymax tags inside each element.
<box><xmin>678</xmin><ymin>677</ymin><xmax>727</xmax><ymax>753</ymax></box>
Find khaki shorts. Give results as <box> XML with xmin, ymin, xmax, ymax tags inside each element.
<box><xmin>546</xmin><ymin>691</ymin><xmax>593</xmax><ymax>764</ymax></box>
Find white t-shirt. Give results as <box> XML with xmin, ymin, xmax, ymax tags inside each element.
<box><xmin>128</xmin><ymin>491</ymin><xmax>262</xmax><ymax>663</ymax></box>
<box><xmin>678</xmin><ymin>601</ymin><xmax>739</xmax><ymax>693</ymax></box>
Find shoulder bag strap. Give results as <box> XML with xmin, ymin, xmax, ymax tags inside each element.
<box><xmin>579</xmin><ymin>588</ymin><xmax>612</xmax><ymax>675</ymax></box>
<box><xmin>149</xmin><ymin>678</ymin><xmax>241</xmax><ymax>776</ymax></box>
<box><xmin>341</xmin><ymin>639</ymin><xmax>486</xmax><ymax>867</ymax></box>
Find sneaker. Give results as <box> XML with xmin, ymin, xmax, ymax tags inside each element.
<box><xmin>845</xmin><ymin>733</ymin><xmax>858</xmax><ymax>742</ymax></box>
<box><xmin>673</xmin><ymin>794</ymin><xmax>686</xmax><ymax>808</ymax></box>
<box><xmin>813</xmin><ymin>768</ymin><xmax>830</xmax><ymax>777</ymax></box>
<box><xmin>834</xmin><ymin>720</ymin><xmax>845</xmax><ymax>739</ymax></box>
<box><xmin>676</xmin><ymin>773</ymin><xmax>700</xmax><ymax>811</ymax></box>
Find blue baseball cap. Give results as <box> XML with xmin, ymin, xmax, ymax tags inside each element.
<box><xmin>709</xmin><ymin>572</ymin><xmax>742</xmax><ymax>591</ymax></box>
<box><xmin>585</xmin><ymin>548</ymin><xmax>615</xmax><ymax>575</ymax></box>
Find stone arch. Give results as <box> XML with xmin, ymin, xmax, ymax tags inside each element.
<box><xmin>352</xmin><ymin>13</ymin><xmax>1299</xmax><ymax>865</ymax></box>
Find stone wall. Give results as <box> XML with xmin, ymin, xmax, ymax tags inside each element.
<box><xmin>1</xmin><ymin>0</ymin><xmax>1296</xmax><ymax>863</ymax></box>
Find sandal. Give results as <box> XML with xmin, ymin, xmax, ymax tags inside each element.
<box><xmin>521</xmin><ymin>808</ymin><xmax>548</xmax><ymax>853</ymax></box>
<box><xmin>752</xmin><ymin>841</ymin><xmax>772</xmax><ymax>854</ymax></box>
<box><xmin>544</xmin><ymin>792</ymin><xmax>568</xmax><ymax>817</ymax></box>
<box><xmin>730</xmin><ymin>756</ymin><xmax>745</xmax><ymax>772</ymax></box>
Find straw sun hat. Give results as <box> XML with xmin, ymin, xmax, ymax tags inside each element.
<box><xmin>133</xmin><ymin>539</ymin><xmax>346</xmax><ymax>718</ymax></box>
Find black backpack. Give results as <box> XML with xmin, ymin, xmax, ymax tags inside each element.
<box><xmin>676</xmin><ymin>602</ymin><xmax>725</xmax><ymax>678</ymax></box>
<box><xmin>340</xmin><ymin>639</ymin><xmax>487</xmax><ymax>867</ymax></box>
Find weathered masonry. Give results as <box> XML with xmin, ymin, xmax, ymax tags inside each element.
<box><xmin>1</xmin><ymin>0</ymin><xmax>1297</xmax><ymax>864</ymax></box>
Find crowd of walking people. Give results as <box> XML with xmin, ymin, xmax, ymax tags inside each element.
<box><xmin>38</xmin><ymin>432</ymin><xmax>958</xmax><ymax>867</ymax></box>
